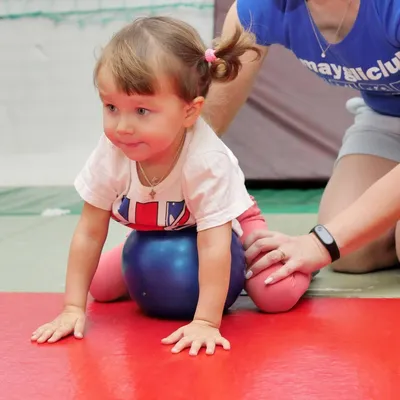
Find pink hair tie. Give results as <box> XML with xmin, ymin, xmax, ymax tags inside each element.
<box><xmin>205</xmin><ymin>48</ymin><xmax>217</xmax><ymax>63</ymax></box>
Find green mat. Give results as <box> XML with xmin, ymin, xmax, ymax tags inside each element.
<box><xmin>0</xmin><ymin>187</ymin><xmax>322</xmax><ymax>216</ymax></box>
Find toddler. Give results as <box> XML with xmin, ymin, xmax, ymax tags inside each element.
<box><xmin>31</xmin><ymin>16</ymin><xmax>311</xmax><ymax>355</ymax></box>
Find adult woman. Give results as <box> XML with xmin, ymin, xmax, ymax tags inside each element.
<box><xmin>202</xmin><ymin>0</ymin><xmax>400</xmax><ymax>276</ymax></box>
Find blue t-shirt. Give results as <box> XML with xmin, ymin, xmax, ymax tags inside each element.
<box><xmin>237</xmin><ymin>0</ymin><xmax>400</xmax><ymax>117</ymax></box>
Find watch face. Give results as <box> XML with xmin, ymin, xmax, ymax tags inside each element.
<box><xmin>315</xmin><ymin>225</ymin><xmax>334</xmax><ymax>244</ymax></box>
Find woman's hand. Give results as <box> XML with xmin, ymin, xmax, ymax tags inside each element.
<box><xmin>161</xmin><ymin>320</ymin><xmax>230</xmax><ymax>356</ymax></box>
<box><xmin>243</xmin><ymin>230</ymin><xmax>332</xmax><ymax>285</ymax></box>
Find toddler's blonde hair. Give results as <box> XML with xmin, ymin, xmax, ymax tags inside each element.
<box><xmin>94</xmin><ymin>16</ymin><xmax>260</xmax><ymax>102</ymax></box>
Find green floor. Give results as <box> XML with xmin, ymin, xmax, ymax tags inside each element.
<box><xmin>1</xmin><ymin>186</ymin><xmax>399</xmax><ymax>298</ymax></box>
<box><xmin>0</xmin><ymin>187</ymin><xmax>323</xmax><ymax>216</ymax></box>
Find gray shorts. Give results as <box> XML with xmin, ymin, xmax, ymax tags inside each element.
<box><xmin>337</xmin><ymin>97</ymin><xmax>400</xmax><ymax>163</ymax></box>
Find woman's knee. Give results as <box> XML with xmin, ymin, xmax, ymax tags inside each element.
<box><xmin>330</xmin><ymin>249</ymin><xmax>379</xmax><ymax>274</ymax></box>
<box><xmin>89</xmin><ymin>242</ymin><xmax>128</xmax><ymax>302</ymax></box>
<box><xmin>245</xmin><ymin>266</ymin><xmax>311</xmax><ymax>313</ymax></box>
<box><xmin>395</xmin><ymin>222</ymin><xmax>400</xmax><ymax>263</ymax></box>
<box><xmin>329</xmin><ymin>230</ymin><xmax>397</xmax><ymax>274</ymax></box>
<box><xmin>319</xmin><ymin>154</ymin><xmax>398</xmax><ymax>273</ymax></box>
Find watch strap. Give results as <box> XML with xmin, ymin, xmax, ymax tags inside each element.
<box><xmin>309</xmin><ymin>224</ymin><xmax>340</xmax><ymax>262</ymax></box>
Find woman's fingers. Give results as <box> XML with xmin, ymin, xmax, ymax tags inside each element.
<box><xmin>245</xmin><ymin>238</ymin><xmax>284</xmax><ymax>265</ymax></box>
<box><xmin>263</xmin><ymin>260</ymin><xmax>299</xmax><ymax>285</ymax></box>
<box><xmin>246</xmin><ymin>249</ymin><xmax>287</xmax><ymax>278</ymax></box>
<box><xmin>242</xmin><ymin>230</ymin><xmax>277</xmax><ymax>250</ymax></box>
<box><xmin>244</xmin><ymin>232</ymin><xmax>332</xmax><ymax>283</ymax></box>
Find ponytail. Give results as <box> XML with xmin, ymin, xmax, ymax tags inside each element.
<box><xmin>207</xmin><ymin>25</ymin><xmax>261</xmax><ymax>83</ymax></box>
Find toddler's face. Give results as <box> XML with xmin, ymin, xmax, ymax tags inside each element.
<box><xmin>97</xmin><ymin>66</ymin><xmax>196</xmax><ymax>162</ymax></box>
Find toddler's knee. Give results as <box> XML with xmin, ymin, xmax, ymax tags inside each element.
<box><xmin>89</xmin><ymin>279</ymin><xmax>110</xmax><ymax>303</ymax></box>
<box><xmin>89</xmin><ymin>243</ymin><xmax>128</xmax><ymax>303</ymax></box>
<box><xmin>89</xmin><ymin>277</ymin><xmax>129</xmax><ymax>302</ymax></box>
<box><xmin>245</xmin><ymin>270</ymin><xmax>311</xmax><ymax>313</ymax></box>
<box><xmin>89</xmin><ymin>277</ymin><xmax>117</xmax><ymax>303</ymax></box>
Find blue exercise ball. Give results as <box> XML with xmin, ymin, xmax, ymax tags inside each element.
<box><xmin>122</xmin><ymin>227</ymin><xmax>246</xmax><ymax>319</ymax></box>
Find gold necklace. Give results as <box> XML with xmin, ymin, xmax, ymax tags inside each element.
<box><xmin>138</xmin><ymin>133</ymin><xmax>186</xmax><ymax>200</ymax></box>
<box><xmin>304</xmin><ymin>0</ymin><xmax>353</xmax><ymax>58</ymax></box>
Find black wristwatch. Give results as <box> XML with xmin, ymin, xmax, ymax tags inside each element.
<box><xmin>309</xmin><ymin>224</ymin><xmax>340</xmax><ymax>262</ymax></box>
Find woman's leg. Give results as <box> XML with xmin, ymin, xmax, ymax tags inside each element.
<box><xmin>89</xmin><ymin>242</ymin><xmax>129</xmax><ymax>302</ymax></box>
<box><xmin>319</xmin><ymin>154</ymin><xmax>399</xmax><ymax>273</ymax></box>
<box><xmin>395</xmin><ymin>222</ymin><xmax>400</xmax><ymax>262</ymax></box>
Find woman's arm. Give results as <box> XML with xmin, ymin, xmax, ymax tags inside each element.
<box><xmin>324</xmin><ymin>163</ymin><xmax>400</xmax><ymax>258</ymax></box>
<box><xmin>245</xmin><ymin>164</ymin><xmax>400</xmax><ymax>283</ymax></box>
<box><xmin>202</xmin><ymin>1</ymin><xmax>269</xmax><ymax>135</ymax></box>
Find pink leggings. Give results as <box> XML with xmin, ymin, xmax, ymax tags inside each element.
<box><xmin>89</xmin><ymin>198</ymin><xmax>311</xmax><ymax>313</ymax></box>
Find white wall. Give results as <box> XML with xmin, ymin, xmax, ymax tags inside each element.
<box><xmin>0</xmin><ymin>0</ymin><xmax>214</xmax><ymax>186</ymax></box>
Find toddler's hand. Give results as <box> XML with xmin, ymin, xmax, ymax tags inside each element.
<box><xmin>31</xmin><ymin>305</ymin><xmax>86</xmax><ymax>344</ymax></box>
<box><xmin>161</xmin><ymin>320</ymin><xmax>230</xmax><ymax>356</ymax></box>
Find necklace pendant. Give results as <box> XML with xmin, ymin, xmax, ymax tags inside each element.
<box><xmin>321</xmin><ymin>52</ymin><xmax>326</xmax><ymax>58</ymax></box>
<box><xmin>149</xmin><ymin>189</ymin><xmax>156</xmax><ymax>200</ymax></box>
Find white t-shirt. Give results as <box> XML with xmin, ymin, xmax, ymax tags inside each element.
<box><xmin>74</xmin><ymin>117</ymin><xmax>253</xmax><ymax>236</ymax></box>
